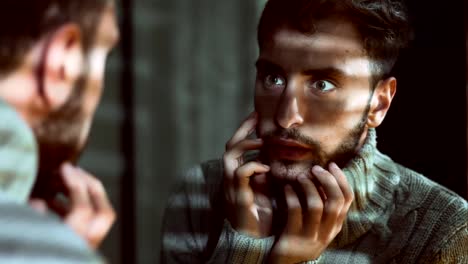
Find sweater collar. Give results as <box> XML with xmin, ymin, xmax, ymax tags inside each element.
<box><xmin>332</xmin><ymin>128</ymin><xmax>400</xmax><ymax>248</ymax></box>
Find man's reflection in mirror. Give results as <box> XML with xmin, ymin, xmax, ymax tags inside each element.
<box><xmin>161</xmin><ymin>0</ymin><xmax>468</xmax><ymax>263</ymax></box>
<box><xmin>0</xmin><ymin>0</ymin><xmax>118</xmax><ymax>262</ymax></box>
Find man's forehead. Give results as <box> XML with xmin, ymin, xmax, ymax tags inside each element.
<box><xmin>259</xmin><ymin>23</ymin><xmax>372</xmax><ymax>78</ymax></box>
<box><xmin>96</xmin><ymin>4</ymin><xmax>119</xmax><ymax>48</ymax></box>
<box><xmin>274</xmin><ymin>17</ymin><xmax>363</xmax><ymax>54</ymax></box>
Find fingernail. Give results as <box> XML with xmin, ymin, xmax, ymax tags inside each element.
<box><xmin>61</xmin><ymin>163</ymin><xmax>74</xmax><ymax>175</ymax></box>
<box><xmin>262</xmin><ymin>165</ymin><xmax>270</xmax><ymax>170</ymax></box>
<box><xmin>330</xmin><ymin>162</ymin><xmax>339</xmax><ymax>170</ymax></box>
<box><xmin>312</xmin><ymin>165</ymin><xmax>324</xmax><ymax>174</ymax></box>
<box><xmin>298</xmin><ymin>175</ymin><xmax>308</xmax><ymax>182</ymax></box>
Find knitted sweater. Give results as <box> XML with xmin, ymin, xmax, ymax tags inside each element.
<box><xmin>161</xmin><ymin>129</ymin><xmax>468</xmax><ymax>264</ymax></box>
<box><xmin>0</xmin><ymin>99</ymin><xmax>103</xmax><ymax>263</ymax></box>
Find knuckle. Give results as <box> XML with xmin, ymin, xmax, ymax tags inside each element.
<box><xmin>324</xmin><ymin>203</ymin><xmax>341</xmax><ymax>216</ymax></box>
<box><xmin>100</xmin><ymin>209</ymin><xmax>116</xmax><ymax>222</ymax></box>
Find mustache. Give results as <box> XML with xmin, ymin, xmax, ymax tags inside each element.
<box><xmin>261</xmin><ymin>128</ymin><xmax>321</xmax><ymax>149</ymax></box>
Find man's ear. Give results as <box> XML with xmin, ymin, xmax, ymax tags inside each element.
<box><xmin>367</xmin><ymin>77</ymin><xmax>397</xmax><ymax>128</ymax></box>
<box><xmin>39</xmin><ymin>23</ymin><xmax>84</xmax><ymax>110</ymax></box>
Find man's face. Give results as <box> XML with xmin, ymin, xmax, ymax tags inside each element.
<box><xmin>255</xmin><ymin>17</ymin><xmax>375</xmax><ymax>181</ymax></box>
<box><xmin>34</xmin><ymin>5</ymin><xmax>119</xmax><ymax>182</ymax></box>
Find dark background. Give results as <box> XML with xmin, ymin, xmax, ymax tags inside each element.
<box><xmin>378</xmin><ymin>0</ymin><xmax>467</xmax><ymax>199</ymax></box>
<box><xmin>79</xmin><ymin>0</ymin><xmax>468</xmax><ymax>263</ymax></box>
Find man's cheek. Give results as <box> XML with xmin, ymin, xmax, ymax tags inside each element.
<box><xmin>255</xmin><ymin>92</ymin><xmax>279</xmax><ymax>118</ymax></box>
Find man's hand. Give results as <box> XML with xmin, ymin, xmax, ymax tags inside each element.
<box><xmin>30</xmin><ymin>163</ymin><xmax>116</xmax><ymax>249</ymax></box>
<box><xmin>269</xmin><ymin>163</ymin><xmax>354</xmax><ymax>264</ymax></box>
<box><xmin>223</xmin><ymin>112</ymin><xmax>272</xmax><ymax>238</ymax></box>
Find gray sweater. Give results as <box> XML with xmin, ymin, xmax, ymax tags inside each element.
<box><xmin>161</xmin><ymin>129</ymin><xmax>468</xmax><ymax>263</ymax></box>
<box><xmin>0</xmin><ymin>99</ymin><xmax>103</xmax><ymax>263</ymax></box>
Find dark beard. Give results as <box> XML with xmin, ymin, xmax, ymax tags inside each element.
<box><xmin>259</xmin><ymin>105</ymin><xmax>370</xmax><ymax>237</ymax></box>
<box><xmin>259</xmin><ymin>102</ymin><xmax>370</xmax><ymax>182</ymax></box>
<box><xmin>31</xmin><ymin>77</ymin><xmax>87</xmax><ymax>198</ymax></box>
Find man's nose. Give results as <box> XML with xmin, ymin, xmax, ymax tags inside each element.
<box><xmin>275</xmin><ymin>84</ymin><xmax>304</xmax><ymax>128</ymax></box>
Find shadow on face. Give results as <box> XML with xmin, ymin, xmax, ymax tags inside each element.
<box><xmin>254</xmin><ymin>18</ymin><xmax>385</xmax><ymax>181</ymax></box>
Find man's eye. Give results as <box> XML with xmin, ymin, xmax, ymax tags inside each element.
<box><xmin>309</xmin><ymin>80</ymin><xmax>336</xmax><ymax>92</ymax></box>
<box><xmin>264</xmin><ymin>74</ymin><xmax>286</xmax><ymax>90</ymax></box>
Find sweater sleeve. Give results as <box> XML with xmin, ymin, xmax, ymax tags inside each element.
<box><xmin>207</xmin><ymin>220</ymin><xmax>274</xmax><ymax>264</ymax></box>
<box><xmin>160</xmin><ymin>166</ymin><xmax>213</xmax><ymax>264</ymax></box>
<box><xmin>161</xmin><ymin>163</ymin><xmax>275</xmax><ymax>264</ymax></box>
<box><xmin>0</xmin><ymin>199</ymin><xmax>103</xmax><ymax>264</ymax></box>
<box><xmin>207</xmin><ymin>219</ymin><xmax>326</xmax><ymax>264</ymax></box>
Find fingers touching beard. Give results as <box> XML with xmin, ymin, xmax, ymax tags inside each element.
<box><xmin>258</xmin><ymin>105</ymin><xmax>369</xmax><ymax>182</ymax></box>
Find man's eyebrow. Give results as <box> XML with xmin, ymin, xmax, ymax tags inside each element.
<box><xmin>255</xmin><ymin>59</ymin><xmax>283</xmax><ymax>72</ymax></box>
<box><xmin>255</xmin><ymin>59</ymin><xmax>347</xmax><ymax>78</ymax></box>
<box><xmin>302</xmin><ymin>67</ymin><xmax>347</xmax><ymax>78</ymax></box>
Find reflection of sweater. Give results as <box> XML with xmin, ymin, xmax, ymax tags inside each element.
<box><xmin>0</xmin><ymin>99</ymin><xmax>103</xmax><ymax>263</ymax></box>
<box><xmin>0</xmin><ymin>99</ymin><xmax>37</xmax><ymax>203</ymax></box>
<box><xmin>161</xmin><ymin>129</ymin><xmax>468</xmax><ymax>264</ymax></box>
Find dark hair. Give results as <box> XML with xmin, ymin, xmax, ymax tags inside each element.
<box><xmin>0</xmin><ymin>0</ymin><xmax>111</xmax><ymax>77</ymax></box>
<box><xmin>258</xmin><ymin>0</ymin><xmax>412</xmax><ymax>83</ymax></box>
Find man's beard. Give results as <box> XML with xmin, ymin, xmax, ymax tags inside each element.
<box><xmin>259</xmin><ymin>104</ymin><xmax>370</xmax><ymax>182</ymax></box>
<box><xmin>31</xmin><ymin>77</ymin><xmax>87</xmax><ymax>197</ymax></box>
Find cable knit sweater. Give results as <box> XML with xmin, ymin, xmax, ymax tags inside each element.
<box><xmin>161</xmin><ymin>129</ymin><xmax>468</xmax><ymax>264</ymax></box>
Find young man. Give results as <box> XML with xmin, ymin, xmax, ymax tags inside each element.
<box><xmin>161</xmin><ymin>0</ymin><xmax>468</xmax><ymax>263</ymax></box>
<box><xmin>0</xmin><ymin>0</ymin><xmax>118</xmax><ymax>262</ymax></box>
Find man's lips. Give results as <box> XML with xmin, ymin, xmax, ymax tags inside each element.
<box><xmin>265</xmin><ymin>138</ymin><xmax>312</xmax><ymax>160</ymax></box>
<box><xmin>267</xmin><ymin>138</ymin><xmax>312</xmax><ymax>149</ymax></box>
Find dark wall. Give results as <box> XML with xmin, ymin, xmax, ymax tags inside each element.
<box><xmin>377</xmin><ymin>0</ymin><xmax>467</xmax><ymax>198</ymax></box>
<box><xmin>81</xmin><ymin>1</ymin><xmax>265</xmax><ymax>263</ymax></box>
